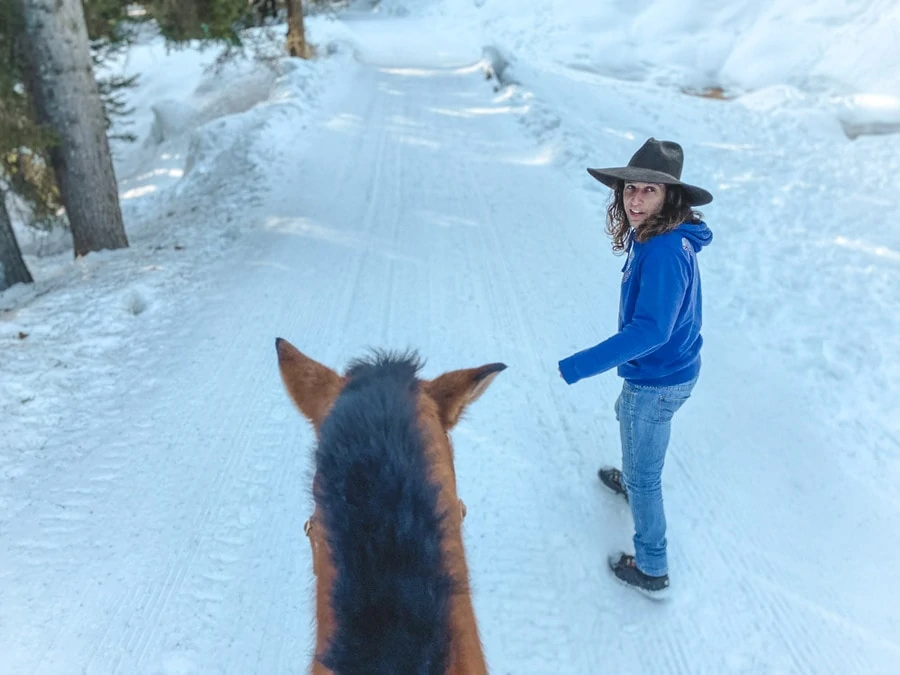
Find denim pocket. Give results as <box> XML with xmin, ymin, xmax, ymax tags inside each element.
<box><xmin>623</xmin><ymin>383</ymin><xmax>661</xmax><ymax>423</ymax></box>
<box><xmin>656</xmin><ymin>381</ymin><xmax>696</xmax><ymax>422</ymax></box>
<box><xmin>657</xmin><ymin>391</ymin><xmax>689</xmax><ymax>422</ymax></box>
<box><xmin>625</xmin><ymin>379</ymin><xmax>696</xmax><ymax>423</ymax></box>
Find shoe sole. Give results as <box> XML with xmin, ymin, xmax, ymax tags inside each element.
<box><xmin>608</xmin><ymin>570</ymin><xmax>671</xmax><ymax>600</ymax></box>
<box><xmin>607</xmin><ymin>555</ymin><xmax>670</xmax><ymax>601</ymax></box>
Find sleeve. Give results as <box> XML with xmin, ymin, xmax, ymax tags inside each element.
<box><xmin>558</xmin><ymin>244</ymin><xmax>690</xmax><ymax>384</ymax></box>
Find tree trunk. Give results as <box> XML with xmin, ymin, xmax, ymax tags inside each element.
<box><xmin>0</xmin><ymin>188</ymin><xmax>33</xmax><ymax>291</ymax></box>
<box><xmin>286</xmin><ymin>0</ymin><xmax>312</xmax><ymax>59</ymax></box>
<box><xmin>15</xmin><ymin>0</ymin><xmax>128</xmax><ymax>258</ymax></box>
<box><xmin>154</xmin><ymin>0</ymin><xmax>201</xmax><ymax>42</ymax></box>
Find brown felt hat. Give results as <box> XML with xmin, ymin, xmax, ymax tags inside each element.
<box><xmin>587</xmin><ymin>138</ymin><xmax>713</xmax><ymax>206</ymax></box>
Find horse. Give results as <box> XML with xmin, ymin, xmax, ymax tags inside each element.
<box><xmin>274</xmin><ymin>337</ymin><xmax>506</xmax><ymax>675</ymax></box>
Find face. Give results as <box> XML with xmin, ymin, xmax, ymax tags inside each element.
<box><xmin>623</xmin><ymin>182</ymin><xmax>666</xmax><ymax>228</ymax></box>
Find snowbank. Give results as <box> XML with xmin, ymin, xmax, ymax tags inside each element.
<box><xmin>418</xmin><ymin>0</ymin><xmax>900</xmax><ymax>135</ymax></box>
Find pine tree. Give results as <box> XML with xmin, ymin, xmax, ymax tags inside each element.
<box><xmin>0</xmin><ymin>184</ymin><xmax>33</xmax><ymax>290</ymax></box>
<box><xmin>286</xmin><ymin>0</ymin><xmax>312</xmax><ymax>58</ymax></box>
<box><xmin>15</xmin><ymin>0</ymin><xmax>129</xmax><ymax>257</ymax></box>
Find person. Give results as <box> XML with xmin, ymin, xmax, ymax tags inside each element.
<box><xmin>557</xmin><ymin>137</ymin><xmax>713</xmax><ymax>598</ymax></box>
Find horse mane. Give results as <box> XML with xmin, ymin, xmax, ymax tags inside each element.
<box><xmin>315</xmin><ymin>349</ymin><xmax>455</xmax><ymax>675</ymax></box>
<box><xmin>343</xmin><ymin>348</ymin><xmax>426</xmax><ymax>386</ymax></box>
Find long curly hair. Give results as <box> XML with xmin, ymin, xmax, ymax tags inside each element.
<box><xmin>605</xmin><ymin>182</ymin><xmax>703</xmax><ymax>254</ymax></box>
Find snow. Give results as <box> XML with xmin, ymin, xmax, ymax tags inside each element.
<box><xmin>2</xmin><ymin>1</ymin><xmax>899</xmax><ymax>673</ymax></box>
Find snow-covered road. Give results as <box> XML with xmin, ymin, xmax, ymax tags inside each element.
<box><xmin>2</xmin><ymin>46</ymin><xmax>898</xmax><ymax>674</ymax></box>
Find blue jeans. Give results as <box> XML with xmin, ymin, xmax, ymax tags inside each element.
<box><xmin>614</xmin><ymin>376</ymin><xmax>697</xmax><ymax>577</ymax></box>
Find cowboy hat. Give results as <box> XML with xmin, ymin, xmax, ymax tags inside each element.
<box><xmin>587</xmin><ymin>138</ymin><xmax>713</xmax><ymax>206</ymax></box>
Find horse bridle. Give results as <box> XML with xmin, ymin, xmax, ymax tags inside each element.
<box><xmin>303</xmin><ymin>499</ymin><xmax>468</xmax><ymax>576</ymax></box>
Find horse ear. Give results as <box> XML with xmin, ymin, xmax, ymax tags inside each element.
<box><xmin>275</xmin><ymin>338</ymin><xmax>345</xmax><ymax>430</ymax></box>
<box><xmin>424</xmin><ymin>362</ymin><xmax>507</xmax><ymax>430</ymax></box>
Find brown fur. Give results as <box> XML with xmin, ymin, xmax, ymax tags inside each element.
<box><xmin>275</xmin><ymin>338</ymin><xmax>505</xmax><ymax>674</ymax></box>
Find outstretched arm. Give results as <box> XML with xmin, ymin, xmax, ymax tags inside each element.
<box><xmin>558</xmin><ymin>246</ymin><xmax>689</xmax><ymax>384</ymax></box>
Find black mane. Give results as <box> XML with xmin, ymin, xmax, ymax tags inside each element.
<box><xmin>314</xmin><ymin>350</ymin><xmax>453</xmax><ymax>675</ymax></box>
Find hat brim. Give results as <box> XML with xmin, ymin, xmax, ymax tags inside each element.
<box><xmin>587</xmin><ymin>167</ymin><xmax>713</xmax><ymax>206</ymax></box>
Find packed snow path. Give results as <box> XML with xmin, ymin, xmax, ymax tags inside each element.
<box><xmin>2</xmin><ymin>55</ymin><xmax>898</xmax><ymax>674</ymax></box>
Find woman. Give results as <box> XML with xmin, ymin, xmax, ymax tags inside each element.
<box><xmin>557</xmin><ymin>138</ymin><xmax>713</xmax><ymax>598</ymax></box>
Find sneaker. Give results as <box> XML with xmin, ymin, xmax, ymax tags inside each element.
<box><xmin>607</xmin><ymin>552</ymin><xmax>669</xmax><ymax>599</ymax></box>
<box><xmin>598</xmin><ymin>467</ymin><xmax>628</xmax><ymax>502</ymax></box>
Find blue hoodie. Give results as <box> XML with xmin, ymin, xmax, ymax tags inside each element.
<box><xmin>558</xmin><ymin>221</ymin><xmax>713</xmax><ymax>386</ymax></box>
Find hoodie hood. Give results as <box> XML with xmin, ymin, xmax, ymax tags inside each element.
<box><xmin>676</xmin><ymin>220</ymin><xmax>713</xmax><ymax>252</ymax></box>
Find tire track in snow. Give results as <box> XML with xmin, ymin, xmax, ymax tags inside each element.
<box><xmin>107</xmin><ymin>70</ymin><xmax>399</xmax><ymax>673</ymax></box>
<box><xmin>118</xmin><ymin>64</ymin><xmax>432</xmax><ymax>674</ymax></box>
<box><xmin>377</xmin><ymin>120</ymin><xmax>405</xmax><ymax>347</ymax></box>
<box><xmin>83</xmin><ymin>394</ymin><xmax>264</xmax><ymax>673</ymax></box>
<box><xmin>122</xmin><ymin>408</ymin><xmax>267</xmax><ymax>670</ymax></box>
<box><xmin>466</xmin><ymin>174</ymin><xmax>610</xmax><ymax>671</ymax></box>
<box><xmin>369</xmin><ymin>73</ymin><xmax>621</xmax><ymax>671</ymax></box>
<box><xmin>130</xmin><ymin>398</ymin><xmax>310</xmax><ymax>673</ymax></box>
<box><xmin>336</xmin><ymin>76</ymin><xmax>395</xmax><ymax>345</ymax></box>
<box><xmin>240</xmin><ymin>429</ymin><xmax>309</xmax><ymax>675</ymax></box>
<box><xmin>660</xmin><ymin>428</ymin><xmax>897</xmax><ymax>674</ymax></box>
